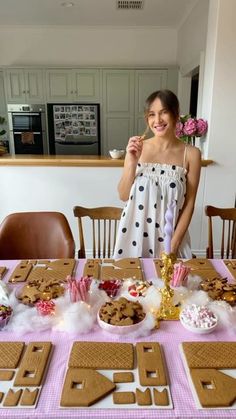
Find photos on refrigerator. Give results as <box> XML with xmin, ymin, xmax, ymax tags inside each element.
<box><xmin>53</xmin><ymin>105</ymin><xmax>97</xmax><ymax>141</ymax></box>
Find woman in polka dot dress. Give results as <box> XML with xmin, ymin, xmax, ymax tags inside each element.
<box><xmin>113</xmin><ymin>89</ymin><xmax>201</xmax><ymax>258</ymax></box>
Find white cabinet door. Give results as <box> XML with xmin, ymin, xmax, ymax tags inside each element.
<box><xmin>46</xmin><ymin>69</ymin><xmax>72</xmax><ymax>102</ymax></box>
<box><xmin>134</xmin><ymin>69</ymin><xmax>168</xmax><ymax>135</ymax></box>
<box><xmin>24</xmin><ymin>70</ymin><xmax>44</xmax><ymax>103</ymax></box>
<box><xmin>102</xmin><ymin>70</ymin><xmax>135</xmax><ymax>154</ymax></box>
<box><xmin>4</xmin><ymin>69</ymin><xmax>44</xmax><ymax>103</ymax></box>
<box><xmin>73</xmin><ymin>69</ymin><xmax>100</xmax><ymax>102</ymax></box>
<box><xmin>4</xmin><ymin>69</ymin><xmax>26</xmax><ymax>103</ymax></box>
<box><xmin>46</xmin><ymin>69</ymin><xmax>100</xmax><ymax>103</ymax></box>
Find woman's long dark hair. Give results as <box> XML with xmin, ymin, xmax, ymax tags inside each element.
<box><xmin>144</xmin><ymin>89</ymin><xmax>180</xmax><ymax>122</ymax></box>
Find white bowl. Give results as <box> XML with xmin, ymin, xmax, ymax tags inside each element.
<box><xmin>97</xmin><ymin>312</ymin><xmax>146</xmax><ymax>335</ymax></box>
<box><xmin>180</xmin><ymin>313</ymin><xmax>218</xmax><ymax>334</ymax></box>
<box><xmin>109</xmin><ymin>149</ymin><xmax>125</xmax><ymax>159</ymax></box>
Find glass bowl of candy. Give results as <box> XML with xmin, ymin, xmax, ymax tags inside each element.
<box><xmin>180</xmin><ymin>304</ymin><xmax>218</xmax><ymax>334</ymax></box>
<box><xmin>0</xmin><ymin>304</ymin><xmax>13</xmax><ymax>330</ymax></box>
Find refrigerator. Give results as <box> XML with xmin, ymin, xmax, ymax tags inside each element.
<box><xmin>47</xmin><ymin>103</ymin><xmax>100</xmax><ymax>155</ymax></box>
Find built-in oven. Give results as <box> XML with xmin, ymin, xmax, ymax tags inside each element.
<box><xmin>7</xmin><ymin>104</ymin><xmax>48</xmax><ymax>154</ymax></box>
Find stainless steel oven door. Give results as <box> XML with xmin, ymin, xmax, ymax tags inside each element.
<box><xmin>9</xmin><ymin>112</ymin><xmax>42</xmax><ymax>132</ymax></box>
<box><xmin>11</xmin><ymin>131</ymin><xmax>45</xmax><ymax>154</ymax></box>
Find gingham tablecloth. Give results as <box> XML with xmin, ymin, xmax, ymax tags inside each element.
<box><xmin>0</xmin><ymin>258</ymin><xmax>235</xmax><ymax>419</ymax></box>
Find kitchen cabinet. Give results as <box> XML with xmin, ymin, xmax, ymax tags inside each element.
<box><xmin>102</xmin><ymin>69</ymin><xmax>135</xmax><ymax>154</ymax></box>
<box><xmin>4</xmin><ymin>69</ymin><xmax>45</xmax><ymax>104</ymax></box>
<box><xmin>134</xmin><ymin>69</ymin><xmax>168</xmax><ymax>135</ymax></box>
<box><xmin>102</xmin><ymin>68</ymin><xmax>177</xmax><ymax>153</ymax></box>
<box><xmin>46</xmin><ymin>69</ymin><xmax>100</xmax><ymax>102</ymax></box>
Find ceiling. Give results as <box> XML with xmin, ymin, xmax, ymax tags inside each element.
<box><xmin>0</xmin><ymin>0</ymin><xmax>198</xmax><ymax>28</ymax></box>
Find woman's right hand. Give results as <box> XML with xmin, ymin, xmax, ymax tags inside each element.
<box><xmin>126</xmin><ymin>136</ymin><xmax>143</xmax><ymax>164</ymax></box>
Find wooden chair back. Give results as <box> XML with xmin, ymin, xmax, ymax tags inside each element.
<box><xmin>0</xmin><ymin>211</ymin><xmax>75</xmax><ymax>259</ymax></box>
<box><xmin>73</xmin><ymin>206</ymin><xmax>123</xmax><ymax>258</ymax></box>
<box><xmin>205</xmin><ymin>205</ymin><xmax>236</xmax><ymax>258</ymax></box>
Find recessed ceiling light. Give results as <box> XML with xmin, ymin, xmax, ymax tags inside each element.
<box><xmin>61</xmin><ymin>2</ymin><xmax>74</xmax><ymax>7</ymax></box>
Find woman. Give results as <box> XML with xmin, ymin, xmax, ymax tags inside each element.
<box><xmin>113</xmin><ymin>89</ymin><xmax>201</xmax><ymax>258</ymax></box>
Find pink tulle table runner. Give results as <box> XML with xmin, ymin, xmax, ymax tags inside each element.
<box><xmin>0</xmin><ymin>258</ymin><xmax>235</xmax><ymax>419</ymax></box>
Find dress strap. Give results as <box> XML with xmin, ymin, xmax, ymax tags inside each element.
<box><xmin>183</xmin><ymin>145</ymin><xmax>188</xmax><ymax>169</ymax></box>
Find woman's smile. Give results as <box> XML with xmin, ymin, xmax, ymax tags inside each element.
<box><xmin>154</xmin><ymin>123</ymin><xmax>167</xmax><ymax>132</ymax></box>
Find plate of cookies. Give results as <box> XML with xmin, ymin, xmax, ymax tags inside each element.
<box><xmin>97</xmin><ymin>297</ymin><xmax>146</xmax><ymax>335</ymax></box>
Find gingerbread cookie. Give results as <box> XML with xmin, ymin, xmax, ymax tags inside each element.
<box><xmin>14</xmin><ymin>342</ymin><xmax>52</xmax><ymax>387</ymax></box>
<box><xmin>224</xmin><ymin>259</ymin><xmax>236</xmax><ymax>279</ymax></box>
<box><xmin>113</xmin><ymin>372</ymin><xmax>134</xmax><ymax>383</ymax></box>
<box><xmin>136</xmin><ymin>388</ymin><xmax>152</xmax><ymax>405</ymax></box>
<box><xmin>83</xmin><ymin>259</ymin><xmax>100</xmax><ymax>278</ymax></box>
<box><xmin>182</xmin><ymin>342</ymin><xmax>236</xmax><ymax>369</ymax></box>
<box><xmin>20</xmin><ymin>388</ymin><xmax>39</xmax><ymax>406</ymax></box>
<box><xmin>113</xmin><ymin>391</ymin><xmax>135</xmax><ymax>404</ymax></box>
<box><xmin>0</xmin><ymin>370</ymin><xmax>15</xmax><ymax>380</ymax></box>
<box><xmin>0</xmin><ymin>342</ymin><xmax>24</xmax><ymax>369</ymax></box>
<box><xmin>8</xmin><ymin>261</ymin><xmax>33</xmax><ymax>283</ymax></box>
<box><xmin>99</xmin><ymin>297</ymin><xmax>145</xmax><ymax>326</ymax></box>
<box><xmin>153</xmin><ymin>388</ymin><xmax>169</xmax><ymax>406</ymax></box>
<box><xmin>3</xmin><ymin>389</ymin><xmax>22</xmax><ymax>407</ymax></box>
<box><xmin>0</xmin><ymin>266</ymin><xmax>7</xmax><ymax>279</ymax></box>
<box><xmin>190</xmin><ymin>368</ymin><xmax>236</xmax><ymax>407</ymax></box>
<box><xmin>69</xmin><ymin>341</ymin><xmax>134</xmax><ymax>370</ymax></box>
<box><xmin>136</xmin><ymin>342</ymin><xmax>167</xmax><ymax>386</ymax></box>
<box><xmin>60</xmin><ymin>368</ymin><xmax>116</xmax><ymax>407</ymax></box>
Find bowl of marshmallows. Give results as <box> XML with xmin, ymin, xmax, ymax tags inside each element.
<box><xmin>109</xmin><ymin>149</ymin><xmax>125</xmax><ymax>159</ymax></box>
<box><xmin>180</xmin><ymin>304</ymin><xmax>218</xmax><ymax>334</ymax></box>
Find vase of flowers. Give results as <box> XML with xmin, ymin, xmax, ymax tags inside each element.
<box><xmin>0</xmin><ymin>115</ymin><xmax>7</xmax><ymax>155</ymax></box>
<box><xmin>176</xmin><ymin>115</ymin><xmax>208</xmax><ymax>146</ymax></box>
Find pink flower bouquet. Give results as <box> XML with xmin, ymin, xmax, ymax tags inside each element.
<box><xmin>176</xmin><ymin>115</ymin><xmax>208</xmax><ymax>145</ymax></box>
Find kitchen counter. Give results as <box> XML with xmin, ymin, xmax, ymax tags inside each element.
<box><xmin>0</xmin><ymin>154</ymin><xmax>213</xmax><ymax>256</ymax></box>
<box><xmin>0</xmin><ymin>154</ymin><xmax>213</xmax><ymax>167</ymax></box>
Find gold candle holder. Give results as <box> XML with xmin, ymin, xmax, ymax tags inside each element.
<box><xmin>156</xmin><ymin>252</ymin><xmax>180</xmax><ymax>321</ymax></box>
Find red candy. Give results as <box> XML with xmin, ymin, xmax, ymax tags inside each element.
<box><xmin>36</xmin><ymin>300</ymin><xmax>55</xmax><ymax>316</ymax></box>
<box><xmin>98</xmin><ymin>279</ymin><xmax>121</xmax><ymax>298</ymax></box>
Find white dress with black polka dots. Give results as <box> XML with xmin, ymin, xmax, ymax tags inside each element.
<box><xmin>113</xmin><ymin>162</ymin><xmax>192</xmax><ymax>259</ymax></box>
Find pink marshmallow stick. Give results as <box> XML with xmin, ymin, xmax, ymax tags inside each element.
<box><xmin>71</xmin><ymin>281</ymin><xmax>81</xmax><ymax>302</ymax></box>
<box><xmin>78</xmin><ymin>280</ymin><xmax>87</xmax><ymax>302</ymax></box>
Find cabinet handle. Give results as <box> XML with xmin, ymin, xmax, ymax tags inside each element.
<box><xmin>22</xmin><ymin>90</ymin><xmax>26</xmax><ymax>93</ymax></box>
<box><xmin>27</xmin><ymin>90</ymin><xmax>30</xmax><ymax>94</ymax></box>
<box><xmin>71</xmin><ymin>91</ymin><xmax>74</xmax><ymax>94</ymax></box>
<box><xmin>75</xmin><ymin>90</ymin><xmax>78</xmax><ymax>94</ymax></box>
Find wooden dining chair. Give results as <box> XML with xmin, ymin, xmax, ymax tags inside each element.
<box><xmin>73</xmin><ymin>206</ymin><xmax>123</xmax><ymax>258</ymax></box>
<box><xmin>232</xmin><ymin>220</ymin><xmax>236</xmax><ymax>258</ymax></box>
<box><xmin>205</xmin><ymin>205</ymin><xmax>236</xmax><ymax>259</ymax></box>
<box><xmin>0</xmin><ymin>211</ymin><xmax>75</xmax><ymax>259</ymax></box>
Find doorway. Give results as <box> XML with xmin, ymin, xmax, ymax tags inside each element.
<box><xmin>189</xmin><ymin>68</ymin><xmax>199</xmax><ymax>117</ymax></box>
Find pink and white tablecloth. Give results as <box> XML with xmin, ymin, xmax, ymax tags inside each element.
<box><xmin>0</xmin><ymin>259</ymin><xmax>235</xmax><ymax>419</ymax></box>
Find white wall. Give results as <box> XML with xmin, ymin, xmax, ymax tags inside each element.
<box><xmin>0</xmin><ymin>26</ymin><xmax>177</xmax><ymax>67</ymax></box>
<box><xmin>0</xmin><ymin>166</ymin><xmax>123</xmax><ymax>255</ymax></box>
<box><xmin>177</xmin><ymin>0</ymin><xmax>209</xmax><ymax>113</ymax></box>
<box><xmin>0</xmin><ymin>164</ymin><xmax>207</xmax><ymax>256</ymax></box>
<box><xmin>177</xmin><ymin>0</ymin><xmax>236</xmax><ymax>255</ymax></box>
<box><xmin>177</xmin><ymin>0</ymin><xmax>209</xmax><ymax>73</ymax></box>
<box><xmin>199</xmin><ymin>0</ymin><xmax>236</xmax><ymax>250</ymax></box>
